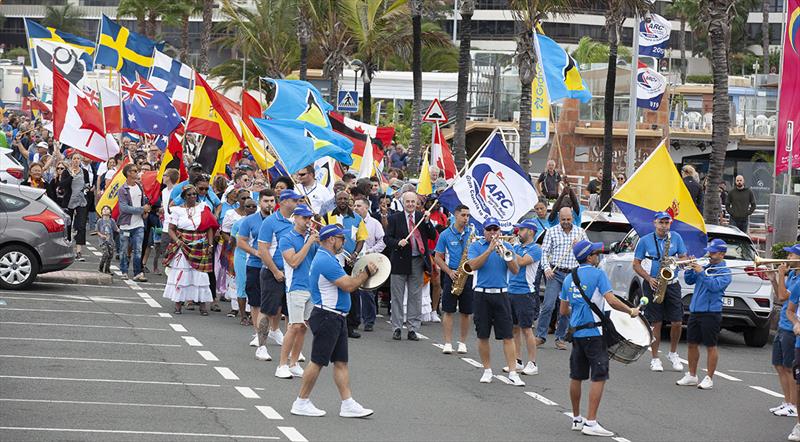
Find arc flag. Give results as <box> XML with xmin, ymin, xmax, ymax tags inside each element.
<box><xmin>776</xmin><ymin>0</ymin><xmax>800</xmax><ymax>175</ymax></box>
<box><xmin>612</xmin><ymin>140</ymin><xmax>708</xmax><ymax>257</ymax></box>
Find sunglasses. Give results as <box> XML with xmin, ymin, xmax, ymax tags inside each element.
<box><xmin>197</xmin><ymin>186</ymin><xmax>209</xmax><ymax>191</ymax></box>
<box><xmin>238</xmin><ymin>196</ymin><xmax>249</xmax><ymax>201</ymax></box>
<box><xmin>485</xmin><ymin>226</ymin><xmax>500</xmax><ymax>232</ymax></box>
<box><xmin>56</xmin><ymin>167</ymin><xmax>65</xmax><ymax>170</ymax></box>
<box><xmin>244</xmin><ymin>204</ymin><xmax>257</xmax><ymax>209</ymax></box>
<box><xmin>617</xmin><ymin>177</ymin><xmax>625</xmax><ymax>180</ymax></box>
<box><xmin>185</xmin><ymin>192</ymin><xmax>197</xmax><ymax>197</ymax></box>
<box><xmin>254</xmin><ymin>182</ymin><xmax>265</xmax><ymax>186</ymax></box>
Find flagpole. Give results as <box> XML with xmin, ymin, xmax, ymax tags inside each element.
<box><xmin>257</xmin><ymin>129</ymin><xmax>316</xmax><ymax>212</ymax></box>
<box><xmin>456</xmin><ymin>127</ymin><xmax>495</xmax><ymax>177</ymax></box>
<box><xmin>625</xmin><ymin>12</ymin><xmax>642</xmax><ymax>179</ymax></box>
<box><xmin>182</xmin><ymin>69</ymin><xmax>197</xmax><ymax>154</ymax></box>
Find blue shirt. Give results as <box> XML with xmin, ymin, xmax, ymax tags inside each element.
<box><xmin>547</xmin><ymin>205</ymin><xmax>584</xmax><ymax>228</ymax></box>
<box><xmin>258</xmin><ymin>211</ymin><xmax>294</xmax><ymax>270</ymax></box>
<box><xmin>508</xmin><ymin>242</ymin><xmax>542</xmax><ymax>294</ymax></box>
<box><xmin>634</xmin><ymin>232</ymin><xmax>687</xmax><ymax>278</ymax></box>
<box><xmin>780</xmin><ymin>270</ymin><xmax>800</xmax><ymax>331</ymax></box>
<box><xmin>560</xmin><ymin>264</ymin><xmax>613</xmax><ymax>338</ymax></box>
<box><xmin>467</xmin><ymin>239</ymin><xmax>514</xmax><ymax>289</ymax></box>
<box><xmin>219</xmin><ymin>201</ymin><xmax>238</xmax><ymax>221</ymax></box>
<box><xmin>279</xmin><ymin>229</ymin><xmax>318</xmax><ymax>292</ymax></box>
<box><xmin>232</xmin><ymin>217</ymin><xmax>247</xmax><ymax>263</ymax></box>
<box><xmin>434</xmin><ymin>225</ymin><xmax>472</xmax><ymax>270</ymax></box>
<box><xmin>310</xmin><ymin>248</ymin><xmax>350</xmax><ymax>312</ymax></box>
<box><xmin>238</xmin><ymin>211</ymin><xmax>267</xmax><ymax>268</ymax></box>
<box><xmin>684</xmin><ymin>261</ymin><xmax>732</xmax><ymax>313</ymax></box>
<box><xmin>170</xmin><ymin>180</ymin><xmax>221</xmax><ymax>208</ymax></box>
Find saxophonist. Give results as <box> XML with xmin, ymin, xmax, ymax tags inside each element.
<box><xmin>433</xmin><ymin>205</ymin><xmax>474</xmax><ymax>355</ymax></box>
<box><xmin>632</xmin><ymin>212</ymin><xmax>688</xmax><ymax>372</ymax></box>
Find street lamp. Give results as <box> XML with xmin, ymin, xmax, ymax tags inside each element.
<box><xmin>349</xmin><ymin>59</ymin><xmax>364</xmax><ymax>91</ymax></box>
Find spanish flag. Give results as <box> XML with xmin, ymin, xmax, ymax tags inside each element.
<box><xmin>612</xmin><ymin>140</ymin><xmax>708</xmax><ymax>256</ymax></box>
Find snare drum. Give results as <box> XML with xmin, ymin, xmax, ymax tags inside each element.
<box><xmin>607</xmin><ymin>300</ymin><xmax>654</xmax><ymax>364</ymax></box>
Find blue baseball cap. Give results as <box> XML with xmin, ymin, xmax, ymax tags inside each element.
<box><xmin>573</xmin><ymin>239</ymin><xmax>604</xmax><ymax>261</ymax></box>
<box><xmin>293</xmin><ymin>204</ymin><xmax>313</xmax><ymax>217</ymax></box>
<box><xmin>319</xmin><ymin>225</ymin><xmax>345</xmax><ymax>241</ymax></box>
<box><xmin>483</xmin><ymin>217</ymin><xmax>501</xmax><ymax>229</ymax></box>
<box><xmin>704</xmin><ymin>238</ymin><xmax>727</xmax><ymax>254</ymax></box>
<box><xmin>653</xmin><ymin>211</ymin><xmax>672</xmax><ymax>220</ymax></box>
<box><xmin>280</xmin><ymin>189</ymin><xmax>303</xmax><ymax>201</ymax></box>
<box><xmin>784</xmin><ymin>244</ymin><xmax>800</xmax><ymax>256</ymax></box>
<box><xmin>514</xmin><ymin>219</ymin><xmax>539</xmax><ymax>233</ymax></box>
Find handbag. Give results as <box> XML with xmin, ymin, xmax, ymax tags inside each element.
<box><xmin>570</xmin><ymin>268</ymin><xmax>625</xmax><ymax>348</ymax></box>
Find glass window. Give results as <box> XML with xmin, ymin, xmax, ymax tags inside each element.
<box><xmin>0</xmin><ymin>193</ymin><xmax>30</xmax><ymax>213</ymax></box>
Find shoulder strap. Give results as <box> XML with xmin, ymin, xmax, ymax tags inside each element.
<box><xmin>571</xmin><ymin>268</ymin><xmax>606</xmax><ymax>323</ymax></box>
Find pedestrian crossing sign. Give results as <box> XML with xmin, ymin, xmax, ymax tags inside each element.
<box><xmin>337</xmin><ymin>90</ymin><xmax>359</xmax><ymax>112</ymax></box>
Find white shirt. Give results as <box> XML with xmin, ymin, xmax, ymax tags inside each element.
<box><xmin>299</xmin><ymin>181</ymin><xmax>333</xmax><ymax>214</ymax></box>
<box><xmin>361</xmin><ymin>214</ymin><xmax>385</xmax><ymax>254</ymax></box>
<box><xmin>221</xmin><ymin>209</ymin><xmax>244</xmax><ymax>234</ymax></box>
<box><xmin>123</xmin><ymin>184</ymin><xmax>144</xmax><ymax>230</ymax></box>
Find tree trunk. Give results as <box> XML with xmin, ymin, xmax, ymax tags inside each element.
<box><xmin>147</xmin><ymin>11</ymin><xmax>157</xmax><ymax>40</ymax></box>
<box><xmin>762</xmin><ymin>0</ymin><xmax>770</xmax><ymax>73</ymax></box>
<box><xmin>600</xmin><ymin>16</ymin><xmax>621</xmax><ymax>208</ymax></box>
<box><xmin>136</xmin><ymin>14</ymin><xmax>146</xmax><ymax>36</ymax></box>
<box><xmin>199</xmin><ymin>0</ymin><xmax>213</xmax><ymax>74</ymax></box>
<box><xmin>180</xmin><ymin>12</ymin><xmax>190</xmax><ymax>63</ymax></box>
<box><xmin>703</xmin><ymin>0</ymin><xmax>731</xmax><ymax>223</ymax></box>
<box><xmin>329</xmin><ymin>66</ymin><xmax>340</xmax><ymax>105</ymax></box>
<box><xmin>519</xmin><ymin>81</ymin><xmax>532</xmax><ymax>175</ymax></box>
<box><xmin>362</xmin><ymin>70</ymin><xmax>372</xmax><ymax>123</ymax></box>
<box><xmin>297</xmin><ymin>7</ymin><xmax>311</xmax><ymax>82</ymax></box>
<box><xmin>409</xmin><ymin>1</ymin><xmax>423</xmax><ymax>177</ymax></box>
<box><xmin>299</xmin><ymin>44</ymin><xmax>308</xmax><ymax>81</ymax></box>
<box><xmin>454</xmin><ymin>1</ymin><xmax>474</xmax><ymax>169</ymax></box>
<box><xmin>680</xmin><ymin>18</ymin><xmax>687</xmax><ymax>84</ymax></box>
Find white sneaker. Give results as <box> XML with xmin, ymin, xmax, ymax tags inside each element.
<box><xmin>789</xmin><ymin>423</ymin><xmax>800</xmax><ymax>441</ymax></box>
<box><xmin>522</xmin><ymin>361</ymin><xmax>539</xmax><ymax>376</ymax></box>
<box><xmin>676</xmin><ymin>373</ymin><xmax>699</xmax><ymax>386</ymax></box>
<box><xmin>442</xmin><ymin>343</ymin><xmax>453</xmax><ymax>354</ymax></box>
<box><xmin>508</xmin><ymin>371</ymin><xmax>525</xmax><ymax>387</ymax></box>
<box><xmin>291</xmin><ymin>398</ymin><xmax>326</xmax><ymax>417</ymax></box>
<box><xmin>255</xmin><ymin>345</ymin><xmax>272</xmax><ymax>361</ymax></box>
<box><xmin>249</xmin><ymin>334</ymin><xmax>259</xmax><ymax>347</ymax></box>
<box><xmin>339</xmin><ymin>399</ymin><xmax>373</xmax><ymax>418</ymax></box>
<box><xmin>771</xmin><ymin>403</ymin><xmax>789</xmax><ymax>413</ymax></box>
<box><xmin>289</xmin><ymin>364</ymin><xmax>304</xmax><ymax>378</ymax></box>
<box><xmin>581</xmin><ymin>422</ymin><xmax>614</xmax><ymax>437</ymax></box>
<box><xmin>275</xmin><ymin>364</ymin><xmax>292</xmax><ymax>379</ymax></box>
<box><xmin>650</xmin><ymin>358</ymin><xmax>664</xmax><ymax>372</ymax></box>
<box><xmin>667</xmin><ymin>352</ymin><xmax>684</xmax><ymax>371</ymax></box>
<box><xmin>297</xmin><ymin>352</ymin><xmax>306</xmax><ymax>363</ymax></box>
<box><xmin>457</xmin><ymin>342</ymin><xmax>467</xmax><ymax>354</ymax></box>
<box><xmin>479</xmin><ymin>369</ymin><xmax>493</xmax><ymax>383</ymax></box>
<box><xmin>571</xmin><ymin>417</ymin><xmax>584</xmax><ymax>431</ymax></box>
<box><xmin>431</xmin><ymin>312</ymin><xmax>441</xmax><ymax>323</ymax></box>
<box><xmin>697</xmin><ymin>375</ymin><xmax>713</xmax><ymax>390</ymax></box>
<box><xmin>776</xmin><ymin>405</ymin><xmax>799</xmax><ymax>417</ymax></box>
<box><xmin>269</xmin><ymin>329</ymin><xmax>284</xmax><ymax>346</ymax></box>
<box><xmin>503</xmin><ymin>362</ymin><xmax>524</xmax><ymax>373</ymax></box>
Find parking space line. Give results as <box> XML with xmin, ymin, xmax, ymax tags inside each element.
<box><xmin>0</xmin><ymin>398</ymin><xmax>244</xmax><ymax>411</ymax></box>
<box><xmin>525</xmin><ymin>391</ymin><xmax>558</xmax><ymax>406</ymax></box>
<box><xmin>0</xmin><ymin>375</ymin><xmax>220</xmax><ymax>387</ymax></box>
<box><xmin>0</xmin><ymin>321</ymin><xmax>168</xmax><ymax>331</ymax></box>
<box><xmin>214</xmin><ymin>367</ymin><xmax>240</xmax><ymax>380</ymax></box>
<box><xmin>0</xmin><ymin>307</ymin><xmax>162</xmax><ymax>317</ymax></box>
<box><xmin>169</xmin><ymin>324</ymin><xmax>187</xmax><ymax>333</ymax></box>
<box><xmin>235</xmin><ymin>386</ymin><xmax>261</xmax><ymax>399</ymax></box>
<box><xmin>277</xmin><ymin>426</ymin><xmax>308</xmax><ymax>442</ymax></box>
<box><xmin>142</xmin><ymin>298</ymin><xmax>161</xmax><ymax>308</ymax></box>
<box><xmin>158</xmin><ymin>312</ymin><xmax>172</xmax><ymax>318</ymax></box>
<box><xmin>0</xmin><ymin>355</ymin><xmax>205</xmax><ymax>366</ymax></box>
<box><xmin>197</xmin><ymin>351</ymin><xmax>219</xmax><ymax>361</ymax></box>
<box><xmin>182</xmin><ymin>336</ymin><xmax>203</xmax><ymax>347</ymax></box>
<box><xmin>255</xmin><ymin>405</ymin><xmax>283</xmax><ymax>420</ymax></box>
<box><xmin>750</xmin><ymin>385</ymin><xmax>784</xmax><ymax>398</ymax></box>
<box><xmin>0</xmin><ymin>337</ymin><xmax>180</xmax><ymax>347</ymax></box>
<box><xmin>0</xmin><ymin>427</ymin><xmax>279</xmax><ymax>439</ymax></box>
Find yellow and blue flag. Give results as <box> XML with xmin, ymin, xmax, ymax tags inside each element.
<box><xmin>95</xmin><ymin>15</ymin><xmax>158</xmax><ymax>80</ymax></box>
<box><xmin>252</xmin><ymin>118</ymin><xmax>353</xmax><ymax>174</ymax></box>
<box><xmin>21</xmin><ymin>66</ymin><xmax>36</xmax><ymax>98</ymax></box>
<box><xmin>417</xmin><ymin>154</ymin><xmax>433</xmax><ymax>196</ymax></box>
<box><xmin>24</xmin><ymin>18</ymin><xmax>95</xmax><ymax>71</ymax></box>
<box><xmin>262</xmin><ymin>78</ymin><xmax>333</xmax><ymax>128</ymax></box>
<box><xmin>612</xmin><ymin>140</ymin><xmax>708</xmax><ymax>256</ymax></box>
<box><xmin>535</xmin><ymin>32</ymin><xmax>592</xmax><ymax>103</ymax></box>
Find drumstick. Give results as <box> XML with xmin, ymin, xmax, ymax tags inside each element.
<box><xmin>403</xmin><ymin>200</ymin><xmax>439</xmax><ymax>243</ymax></box>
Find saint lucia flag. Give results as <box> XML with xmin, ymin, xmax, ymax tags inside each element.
<box><xmin>261</xmin><ymin>78</ymin><xmax>333</xmax><ymax>128</ymax></box>
<box><xmin>535</xmin><ymin>33</ymin><xmax>592</xmax><ymax>103</ymax></box>
<box><xmin>252</xmin><ymin>119</ymin><xmax>353</xmax><ymax>174</ymax></box>
<box><xmin>612</xmin><ymin>140</ymin><xmax>708</xmax><ymax>257</ymax></box>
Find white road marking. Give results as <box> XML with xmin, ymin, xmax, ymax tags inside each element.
<box><xmin>0</xmin><ymin>427</ymin><xmax>278</xmax><ymax>439</ymax></box>
<box><xmin>0</xmin><ymin>355</ymin><xmax>205</xmax><ymax>366</ymax></box>
<box><xmin>0</xmin><ymin>398</ymin><xmax>243</xmax><ymax>411</ymax></box>
<box><xmin>182</xmin><ymin>336</ymin><xmax>203</xmax><ymax>347</ymax></box>
<box><xmin>728</xmin><ymin>370</ymin><xmax>777</xmax><ymax>376</ymax></box>
<box><xmin>129</xmin><ymin>283</ymin><xmax>143</xmax><ymax>291</ymax></box>
<box><xmin>376</xmin><ymin>314</ymin><xmax>384</xmax><ymax>318</ymax></box>
<box><xmin>0</xmin><ymin>375</ymin><xmax>219</xmax><ymax>387</ymax></box>
<box><xmin>197</xmin><ymin>351</ymin><xmax>219</xmax><ymax>361</ymax></box>
<box><xmin>750</xmin><ymin>385</ymin><xmax>785</xmax><ymax>398</ymax></box>
<box><xmin>613</xmin><ymin>437</ymin><xmax>631</xmax><ymax>442</ymax></box>
<box><xmin>109</xmin><ymin>265</ymin><xmax>119</xmax><ymax>270</ymax></box>
<box><xmin>0</xmin><ymin>296</ymin><xmax>146</xmax><ymax>305</ymax></box>
<box><xmin>158</xmin><ymin>312</ymin><xmax>172</xmax><ymax>318</ymax></box>
<box><xmin>4</xmin><ymin>291</ymin><xmax>141</xmax><ymax>299</ymax></box>
<box><xmin>214</xmin><ymin>367</ymin><xmax>240</xmax><ymax>380</ymax></box>
<box><xmin>142</xmin><ymin>298</ymin><xmax>161</xmax><ymax>308</ymax></box>
<box><xmin>460</xmin><ymin>357</ymin><xmax>483</xmax><ymax>368</ymax></box>
<box><xmin>277</xmin><ymin>426</ymin><xmax>308</xmax><ymax>442</ymax></box>
<box><xmin>431</xmin><ymin>343</ymin><xmax>445</xmax><ymax>350</ymax></box>
<box><xmin>0</xmin><ymin>307</ymin><xmax>161</xmax><ymax>317</ymax></box>
<box><xmin>91</xmin><ymin>251</ymin><xmax>103</xmax><ymax>256</ymax></box>
<box><xmin>169</xmin><ymin>323</ymin><xmax>188</xmax><ymax>332</ymax></box>
<box><xmin>86</xmin><ymin>246</ymin><xmax>97</xmax><ymax>251</ymax></box>
<box><xmin>703</xmin><ymin>369</ymin><xmax>741</xmax><ymax>382</ymax></box>
<box><xmin>255</xmin><ymin>405</ymin><xmax>283</xmax><ymax>420</ymax></box>
<box><xmin>415</xmin><ymin>332</ymin><xmax>429</xmax><ymax>340</ymax></box>
<box><xmin>493</xmin><ymin>375</ymin><xmax>513</xmax><ymax>384</ymax></box>
<box><xmin>235</xmin><ymin>386</ymin><xmax>261</xmax><ymax>399</ymax></box>
<box><xmin>0</xmin><ymin>321</ymin><xmax>167</xmax><ymax>331</ymax></box>
<box><xmin>525</xmin><ymin>392</ymin><xmax>558</xmax><ymax>406</ymax></box>
<box><xmin>0</xmin><ymin>337</ymin><xmax>180</xmax><ymax>347</ymax></box>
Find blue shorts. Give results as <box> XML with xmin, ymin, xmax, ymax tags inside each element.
<box><xmin>473</xmin><ymin>291</ymin><xmax>513</xmax><ymax>340</ymax></box>
<box><xmin>308</xmin><ymin>307</ymin><xmax>349</xmax><ymax>366</ymax></box>
<box><xmin>686</xmin><ymin>312</ymin><xmax>721</xmax><ymax>347</ymax></box>
<box><xmin>509</xmin><ymin>293</ymin><xmax>536</xmax><ymax>329</ymax></box>
<box><xmin>773</xmin><ymin>329</ymin><xmax>796</xmax><ymax>368</ymax></box>
<box><xmin>643</xmin><ymin>282</ymin><xmax>684</xmax><ymax>323</ymax></box>
<box><xmin>570</xmin><ymin>336</ymin><xmax>609</xmax><ymax>382</ymax></box>
<box><xmin>259</xmin><ymin>267</ymin><xmax>285</xmax><ymax>316</ymax></box>
<box><xmin>441</xmin><ymin>272</ymin><xmax>474</xmax><ymax>315</ymax></box>
<box><xmin>245</xmin><ymin>266</ymin><xmax>261</xmax><ymax>307</ymax></box>
<box><xmin>234</xmin><ymin>253</ymin><xmax>247</xmax><ymax>299</ymax></box>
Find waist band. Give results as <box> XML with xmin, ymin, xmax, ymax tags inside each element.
<box><xmin>314</xmin><ymin>305</ymin><xmax>347</xmax><ymax>316</ymax></box>
<box><xmin>474</xmin><ymin>287</ymin><xmax>506</xmax><ymax>294</ymax></box>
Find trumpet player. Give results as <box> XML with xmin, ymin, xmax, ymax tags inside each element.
<box><xmin>676</xmin><ymin>239</ymin><xmax>732</xmax><ymax>390</ymax></box>
<box><xmin>466</xmin><ymin>217</ymin><xmax>523</xmax><ymax>386</ymax></box>
<box><xmin>433</xmin><ymin>205</ymin><xmax>473</xmax><ymax>355</ymax></box>
<box><xmin>769</xmin><ymin>244</ymin><xmax>800</xmax><ymax>417</ymax></box>
<box><xmin>505</xmin><ymin>219</ymin><xmax>542</xmax><ymax>376</ymax></box>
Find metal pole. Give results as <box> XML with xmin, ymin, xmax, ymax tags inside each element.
<box><xmin>625</xmin><ymin>12</ymin><xmax>641</xmax><ymax>179</ymax></box>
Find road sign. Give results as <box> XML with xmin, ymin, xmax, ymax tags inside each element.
<box><xmin>337</xmin><ymin>90</ymin><xmax>359</xmax><ymax>112</ymax></box>
<box><xmin>423</xmin><ymin>98</ymin><xmax>448</xmax><ymax>123</ymax></box>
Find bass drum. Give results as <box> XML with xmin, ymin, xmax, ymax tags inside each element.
<box><xmin>351</xmin><ymin>253</ymin><xmax>392</xmax><ymax>290</ymax></box>
<box><xmin>607</xmin><ymin>298</ymin><xmax>654</xmax><ymax>364</ymax></box>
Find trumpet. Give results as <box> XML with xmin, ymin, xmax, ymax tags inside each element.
<box><xmin>493</xmin><ymin>238</ymin><xmax>514</xmax><ymax>262</ymax></box>
<box><xmin>704</xmin><ymin>256</ymin><xmax>800</xmax><ymax>277</ymax></box>
<box><xmin>659</xmin><ymin>256</ymin><xmax>711</xmax><ymax>280</ymax></box>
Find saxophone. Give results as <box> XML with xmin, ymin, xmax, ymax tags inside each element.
<box><xmin>451</xmin><ymin>228</ymin><xmax>476</xmax><ymax>297</ymax></box>
<box><xmin>652</xmin><ymin>232</ymin><xmax>672</xmax><ymax>304</ymax></box>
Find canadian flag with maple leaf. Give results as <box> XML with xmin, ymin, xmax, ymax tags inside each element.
<box><xmin>52</xmin><ymin>68</ymin><xmax>119</xmax><ymax>161</ymax></box>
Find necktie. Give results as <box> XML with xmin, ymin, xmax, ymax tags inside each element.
<box><xmin>408</xmin><ymin>213</ymin><xmax>424</xmax><ymax>255</ymax></box>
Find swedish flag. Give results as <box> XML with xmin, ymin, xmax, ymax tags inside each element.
<box><xmin>252</xmin><ymin>118</ymin><xmax>353</xmax><ymax>174</ymax></box>
<box><xmin>24</xmin><ymin>18</ymin><xmax>94</xmax><ymax>71</ymax></box>
<box><xmin>262</xmin><ymin>78</ymin><xmax>333</xmax><ymax>128</ymax></box>
<box><xmin>95</xmin><ymin>15</ymin><xmax>157</xmax><ymax>80</ymax></box>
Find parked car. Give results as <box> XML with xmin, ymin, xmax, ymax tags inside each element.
<box><xmin>0</xmin><ymin>148</ymin><xmax>24</xmax><ymax>185</ymax></box>
<box><xmin>599</xmin><ymin>224</ymin><xmax>773</xmax><ymax>347</ymax></box>
<box><xmin>0</xmin><ymin>182</ymin><xmax>74</xmax><ymax>290</ymax></box>
<box><xmin>580</xmin><ymin>210</ymin><xmax>632</xmax><ymax>252</ymax></box>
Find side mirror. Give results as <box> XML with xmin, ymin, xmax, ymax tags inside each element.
<box><xmin>609</xmin><ymin>242</ymin><xmax>619</xmax><ymax>253</ymax></box>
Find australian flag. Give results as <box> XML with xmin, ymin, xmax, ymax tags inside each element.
<box><xmin>121</xmin><ymin>75</ymin><xmax>182</xmax><ymax>136</ymax></box>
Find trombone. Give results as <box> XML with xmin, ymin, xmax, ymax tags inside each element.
<box><xmin>703</xmin><ymin>256</ymin><xmax>800</xmax><ymax>277</ymax></box>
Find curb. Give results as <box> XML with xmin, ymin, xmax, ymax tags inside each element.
<box><xmin>37</xmin><ymin>271</ymin><xmax>113</xmax><ymax>286</ymax></box>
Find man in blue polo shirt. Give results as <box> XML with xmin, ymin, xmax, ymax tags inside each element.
<box><xmin>256</xmin><ymin>189</ymin><xmax>301</xmax><ymax>357</ymax></box>
<box><xmin>236</xmin><ymin>190</ymin><xmax>276</xmax><ymax>351</ymax></box>
<box><xmin>559</xmin><ymin>240</ymin><xmax>640</xmax><ymax>437</ymax></box>
<box><xmin>506</xmin><ymin>219</ymin><xmax>542</xmax><ymax>376</ymax></box>
<box><xmin>677</xmin><ymin>238</ymin><xmax>732</xmax><ymax>391</ymax></box>
<box><xmin>769</xmin><ymin>244</ymin><xmax>800</xmax><ymax>417</ymax></box>
<box><xmin>633</xmin><ymin>211</ymin><xmax>688</xmax><ymax>373</ymax></box>
<box><xmin>433</xmin><ymin>204</ymin><xmax>474</xmax><ymax>355</ymax></box>
<box><xmin>784</xmin><ymin>269</ymin><xmax>800</xmax><ymax>441</ymax></box>
<box><xmin>291</xmin><ymin>225</ymin><xmax>377</xmax><ymax>419</ymax></box>
<box><xmin>275</xmin><ymin>204</ymin><xmax>319</xmax><ymax>380</ymax></box>
<box><xmin>466</xmin><ymin>217</ymin><xmax>522</xmax><ymax>386</ymax></box>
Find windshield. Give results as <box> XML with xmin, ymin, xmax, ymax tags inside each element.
<box><xmin>613</xmin><ymin>230</ymin><xmax>756</xmax><ymax>261</ymax></box>
<box><xmin>584</xmin><ymin>223</ymin><xmax>631</xmax><ymax>251</ymax></box>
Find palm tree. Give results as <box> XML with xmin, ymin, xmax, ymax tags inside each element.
<box><xmin>667</xmin><ymin>0</ymin><xmax>695</xmax><ymax>84</ymax></box>
<box><xmin>410</xmin><ymin>0</ymin><xmax>423</xmax><ymax>176</ymax></box>
<box><xmin>306</xmin><ymin>0</ymin><xmax>351</xmax><ymax>102</ymax></box>
<box><xmin>762</xmin><ymin>0</ymin><xmax>769</xmax><ymax>73</ymax></box>
<box><xmin>43</xmin><ymin>4</ymin><xmax>84</xmax><ymax>36</ymax></box>
<box><xmin>199</xmin><ymin>0</ymin><xmax>214</xmax><ymax>73</ymax></box>
<box><xmin>117</xmin><ymin>0</ymin><xmax>147</xmax><ymax>35</ymax></box>
<box><xmin>454</xmin><ymin>0</ymin><xmax>474</xmax><ymax>170</ymax></box>
<box><xmin>297</xmin><ymin>4</ymin><xmax>312</xmax><ymax>81</ymax></box>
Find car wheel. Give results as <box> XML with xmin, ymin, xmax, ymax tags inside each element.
<box><xmin>0</xmin><ymin>245</ymin><xmax>39</xmax><ymax>290</ymax></box>
<box><xmin>743</xmin><ymin>322</ymin><xmax>770</xmax><ymax>348</ymax></box>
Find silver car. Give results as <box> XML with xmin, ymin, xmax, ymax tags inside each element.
<box><xmin>0</xmin><ymin>183</ymin><xmax>74</xmax><ymax>290</ymax></box>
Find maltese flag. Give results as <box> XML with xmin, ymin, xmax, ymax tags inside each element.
<box><xmin>431</xmin><ymin>123</ymin><xmax>457</xmax><ymax>181</ymax></box>
<box><xmin>52</xmin><ymin>68</ymin><xmax>119</xmax><ymax>161</ymax></box>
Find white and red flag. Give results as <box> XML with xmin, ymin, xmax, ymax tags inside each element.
<box><xmin>99</xmin><ymin>85</ymin><xmax>121</xmax><ymax>134</ymax></box>
<box><xmin>431</xmin><ymin>123</ymin><xmax>457</xmax><ymax>181</ymax></box>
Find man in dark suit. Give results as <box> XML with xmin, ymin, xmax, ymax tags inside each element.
<box><xmin>384</xmin><ymin>191</ymin><xmax>436</xmax><ymax>341</ymax></box>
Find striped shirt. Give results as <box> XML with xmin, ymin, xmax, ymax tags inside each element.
<box><xmin>541</xmin><ymin>223</ymin><xmax>587</xmax><ymax>271</ymax></box>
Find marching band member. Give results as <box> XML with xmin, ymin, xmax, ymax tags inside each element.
<box><xmin>770</xmin><ymin>244</ymin><xmax>800</xmax><ymax>417</ymax></box>
<box><xmin>433</xmin><ymin>204</ymin><xmax>473</xmax><ymax>355</ymax></box>
<box><xmin>559</xmin><ymin>240</ymin><xmax>640</xmax><ymax>437</ymax></box>
<box><xmin>633</xmin><ymin>212</ymin><xmax>688</xmax><ymax>372</ymax></box>
<box><xmin>784</xmin><ymin>275</ymin><xmax>800</xmax><ymax>441</ymax></box>
<box><xmin>505</xmin><ymin>219</ymin><xmax>541</xmax><ymax>375</ymax></box>
<box><xmin>290</xmin><ymin>225</ymin><xmax>377</xmax><ymax>418</ymax></box>
<box><xmin>676</xmin><ymin>239</ymin><xmax>732</xmax><ymax>390</ymax></box>
<box><xmin>466</xmin><ymin>217</ymin><xmax>523</xmax><ymax>386</ymax></box>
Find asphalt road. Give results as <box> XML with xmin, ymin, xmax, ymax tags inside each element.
<box><xmin>0</xmin><ymin>242</ymin><xmax>795</xmax><ymax>441</ymax></box>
